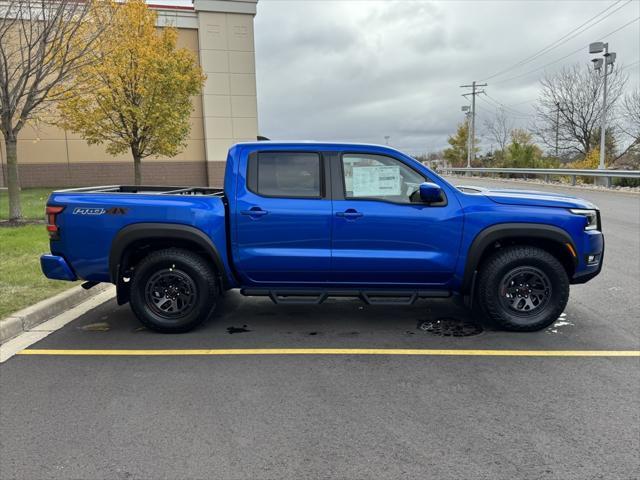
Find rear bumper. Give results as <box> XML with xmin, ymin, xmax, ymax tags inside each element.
<box><xmin>41</xmin><ymin>254</ymin><xmax>77</xmax><ymax>281</ymax></box>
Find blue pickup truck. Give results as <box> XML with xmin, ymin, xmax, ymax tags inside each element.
<box><xmin>41</xmin><ymin>142</ymin><xmax>603</xmax><ymax>333</ymax></box>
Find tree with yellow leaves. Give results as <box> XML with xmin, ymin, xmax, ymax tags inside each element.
<box><xmin>571</xmin><ymin>148</ymin><xmax>602</xmax><ymax>170</ymax></box>
<box><xmin>57</xmin><ymin>0</ymin><xmax>205</xmax><ymax>185</ymax></box>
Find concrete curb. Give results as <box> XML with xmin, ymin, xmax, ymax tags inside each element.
<box><xmin>0</xmin><ymin>283</ymin><xmax>112</xmax><ymax>344</ymax></box>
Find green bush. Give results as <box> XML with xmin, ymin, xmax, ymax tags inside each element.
<box><xmin>613</xmin><ymin>177</ymin><xmax>640</xmax><ymax>187</ymax></box>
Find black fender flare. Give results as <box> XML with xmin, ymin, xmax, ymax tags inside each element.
<box><xmin>109</xmin><ymin>223</ymin><xmax>227</xmax><ymax>287</ymax></box>
<box><xmin>461</xmin><ymin>223</ymin><xmax>576</xmax><ymax>293</ymax></box>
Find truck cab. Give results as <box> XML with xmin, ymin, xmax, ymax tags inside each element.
<box><xmin>41</xmin><ymin>142</ymin><xmax>604</xmax><ymax>333</ymax></box>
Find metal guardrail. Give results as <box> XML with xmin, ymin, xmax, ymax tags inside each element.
<box><xmin>443</xmin><ymin>167</ymin><xmax>640</xmax><ymax>187</ymax></box>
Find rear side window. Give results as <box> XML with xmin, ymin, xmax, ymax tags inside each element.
<box><xmin>249</xmin><ymin>152</ymin><xmax>322</xmax><ymax>198</ymax></box>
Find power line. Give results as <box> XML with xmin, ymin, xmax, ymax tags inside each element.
<box><xmin>482</xmin><ymin>0</ymin><xmax>631</xmax><ymax>81</ymax></box>
<box><xmin>479</xmin><ymin>96</ymin><xmax>537</xmax><ymax>108</ymax></box>
<box><xmin>503</xmin><ymin>98</ymin><xmax>538</xmax><ymax>107</ymax></box>
<box><xmin>491</xmin><ymin>16</ymin><xmax>640</xmax><ymax>85</ymax></box>
<box><xmin>479</xmin><ymin>93</ymin><xmax>521</xmax><ymax>114</ymax></box>
<box><xmin>484</xmin><ymin>93</ymin><xmax>534</xmax><ymax>117</ymax></box>
<box><xmin>620</xmin><ymin>60</ymin><xmax>640</xmax><ymax>71</ymax></box>
<box><xmin>484</xmin><ymin>96</ymin><xmax>534</xmax><ymax>119</ymax></box>
<box><xmin>478</xmin><ymin>95</ymin><xmax>532</xmax><ymax>119</ymax></box>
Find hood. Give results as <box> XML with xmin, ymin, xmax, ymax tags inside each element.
<box><xmin>456</xmin><ymin>185</ymin><xmax>597</xmax><ymax>209</ymax></box>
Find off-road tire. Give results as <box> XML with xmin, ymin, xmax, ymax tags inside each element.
<box><xmin>130</xmin><ymin>248</ymin><xmax>218</xmax><ymax>333</ymax></box>
<box><xmin>476</xmin><ymin>246</ymin><xmax>569</xmax><ymax>332</ymax></box>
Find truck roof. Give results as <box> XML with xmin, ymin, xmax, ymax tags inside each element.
<box><xmin>234</xmin><ymin>140</ymin><xmax>404</xmax><ymax>151</ymax></box>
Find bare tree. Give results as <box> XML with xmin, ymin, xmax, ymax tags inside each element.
<box><xmin>533</xmin><ymin>64</ymin><xmax>627</xmax><ymax>159</ymax></box>
<box><xmin>483</xmin><ymin>107</ymin><xmax>512</xmax><ymax>153</ymax></box>
<box><xmin>614</xmin><ymin>89</ymin><xmax>640</xmax><ymax>165</ymax></box>
<box><xmin>0</xmin><ymin>0</ymin><xmax>109</xmax><ymax>220</ymax></box>
<box><xmin>620</xmin><ymin>89</ymin><xmax>640</xmax><ymax>139</ymax></box>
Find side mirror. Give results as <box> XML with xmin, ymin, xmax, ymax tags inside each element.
<box><xmin>419</xmin><ymin>182</ymin><xmax>443</xmax><ymax>203</ymax></box>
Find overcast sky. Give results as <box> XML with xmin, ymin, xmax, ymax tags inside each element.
<box><xmin>252</xmin><ymin>0</ymin><xmax>639</xmax><ymax>155</ymax></box>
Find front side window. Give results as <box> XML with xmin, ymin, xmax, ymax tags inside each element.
<box><xmin>252</xmin><ymin>152</ymin><xmax>321</xmax><ymax>198</ymax></box>
<box><xmin>342</xmin><ymin>154</ymin><xmax>426</xmax><ymax>203</ymax></box>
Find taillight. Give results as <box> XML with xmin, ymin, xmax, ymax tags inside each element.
<box><xmin>46</xmin><ymin>205</ymin><xmax>65</xmax><ymax>240</ymax></box>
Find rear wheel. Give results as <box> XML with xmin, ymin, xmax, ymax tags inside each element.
<box><xmin>476</xmin><ymin>246</ymin><xmax>569</xmax><ymax>331</ymax></box>
<box><xmin>130</xmin><ymin>248</ymin><xmax>218</xmax><ymax>333</ymax></box>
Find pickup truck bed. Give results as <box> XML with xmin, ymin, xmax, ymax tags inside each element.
<box><xmin>60</xmin><ymin>185</ymin><xmax>224</xmax><ymax>195</ymax></box>
<box><xmin>43</xmin><ymin>185</ymin><xmax>230</xmax><ymax>287</ymax></box>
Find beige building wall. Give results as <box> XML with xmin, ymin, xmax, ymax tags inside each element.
<box><xmin>0</xmin><ymin>0</ymin><xmax>258</xmax><ymax>188</ymax></box>
<box><xmin>196</xmin><ymin>0</ymin><xmax>259</xmax><ymax>186</ymax></box>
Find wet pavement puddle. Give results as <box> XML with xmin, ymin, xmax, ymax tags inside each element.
<box><xmin>227</xmin><ymin>325</ymin><xmax>251</xmax><ymax>334</ymax></box>
<box><xmin>418</xmin><ymin>318</ymin><xmax>484</xmax><ymax>337</ymax></box>
<box><xmin>78</xmin><ymin>322</ymin><xmax>111</xmax><ymax>332</ymax></box>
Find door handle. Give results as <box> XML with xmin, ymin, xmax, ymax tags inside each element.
<box><xmin>336</xmin><ymin>209</ymin><xmax>363</xmax><ymax>219</ymax></box>
<box><xmin>241</xmin><ymin>207</ymin><xmax>268</xmax><ymax>217</ymax></box>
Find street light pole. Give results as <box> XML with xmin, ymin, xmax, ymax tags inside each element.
<box><xmin>589</xmin><ymin>41</ymin><xmax>616</xmax><ymax>170</ymax></box>
<box><xmin>599</xmin><ymin>44</ymin><xmax>608</xmax><ymax>170</ymax></box>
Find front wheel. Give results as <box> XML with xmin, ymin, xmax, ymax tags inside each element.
<box><xmin>130</xmin><ymin>248</ymin><xmax>218</xmax><ymax>333</ymax></box>
<box><xmin>476</xmin><ymin>246</ymin><xmax>569</xmax><ymax>331</ymax></box>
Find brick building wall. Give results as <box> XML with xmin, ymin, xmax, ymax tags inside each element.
<box><xmin>0</xmin><ymin>0</ymin><xmax>258</xmax><ymax>189</ymax></box>
<box><xmin>7</xmin><ymin>161</ymin><xmax>211</xmax><ymax>188</ymax></box>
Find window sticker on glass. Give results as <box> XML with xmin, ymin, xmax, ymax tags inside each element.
<box><xmin>352</xmin><ymin>166</ymin><xmax>401</xmax><ymax>197</ymax></box>
<box><xmin>344</xmin><ymin>169</ymin><xmax>353</xmax><ymax>193</ymax></box>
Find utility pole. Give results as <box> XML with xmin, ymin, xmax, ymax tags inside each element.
<box><xmin>555</xmin><ymin>102</ymin><xmax>561</xmax><ymax>160</ymax></box>
<box><xmin>465</xmin><ymin>111</ymin><xmax>472</xmax><ymax>167</ymax></box>
<box><xmin>460</xmin><ymin>81</ymin><xmax>487</xmax><ymax>166</ymax></box>
<box><xmin>461</xmin><ymin>106</ymin><xmax>471</xmax><ymax>168</ymax></box>
<box><xmin>589</xmin><ymin>41</ymin><xmax>617</xmax><ymax>170</ymax></box>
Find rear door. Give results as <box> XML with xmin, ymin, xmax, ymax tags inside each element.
<box><xmin>234</xmin><ymin>151</ymin><xmax>332</xmax><ymax>285</ymax></box>
<box><xmin>330</xmin><ymin>152</ymin><xmax>463</xmax><ymax>286</ymax></box>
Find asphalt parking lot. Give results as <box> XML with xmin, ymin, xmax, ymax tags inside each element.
<box><xmin>1</xmin><ymin>179</ymin><xmax>639</xmax><ymax>480</ymax></box>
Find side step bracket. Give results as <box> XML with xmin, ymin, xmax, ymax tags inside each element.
<box><xmin>240</xmin><ymin>288</ymin><xmax>450</xmax><ymax>306</ymax></box>
<box><xmin>269</xmin><ymin>291</ymin><xmax>328</xmax><ymax>305</ymax></box>
<box><xmin>360</xmin><ymin>291</ymin><xmax>417</xmax><ymax>306</ymax></box>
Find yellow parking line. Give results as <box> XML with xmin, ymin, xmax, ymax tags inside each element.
<box><xmin>16</xmin><ymin>348</ymin><xmax>640</xmax><ymax>357</ymax></box>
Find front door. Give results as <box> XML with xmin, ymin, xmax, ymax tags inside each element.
<box><xmin>330</xmin><ymin>153</ymin><xmax>463</xmax><ymax>287</ymax></box>
<box><xmin>235</xmin><ymin>151</ymin><xmax>332</xmax><ymax>285</ymax></box>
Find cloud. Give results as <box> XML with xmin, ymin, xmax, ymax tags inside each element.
<box><xmin>255</xmin><ymin>0</ymin><xmax>640</xmax><ymax>154</ymax></box>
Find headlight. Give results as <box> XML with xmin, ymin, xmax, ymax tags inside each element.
<box><xmin>570</xmin><ymin>209</ymin><xmax>599</xmax><ymax>231</ymax></box>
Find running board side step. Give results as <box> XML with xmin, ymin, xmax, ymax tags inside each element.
<box><xmin>240</xmin><ymin>288</ymin><xmax>450</xmax><ymax>306</ymax></box>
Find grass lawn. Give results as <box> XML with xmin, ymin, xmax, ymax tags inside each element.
<box><xmin>0</xmin><ymin>187</ymin><xmax>55</xmax><ymax>221</ymax></box>
<box><xmin>0</xmin><ymin>188</ymin><xmax>78</xmax><ymax>318</ymax></box>
<box><xmin>0</xmin><ymin>225</ymin><xmax>78</xmax><ymax>318</ymax></box>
